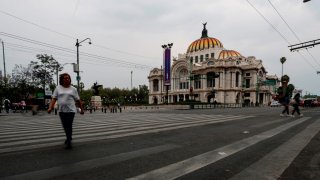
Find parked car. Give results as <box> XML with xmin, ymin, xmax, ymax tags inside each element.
<box><xmin>270</xmin><ymin>101</ymin><xmax>280</xmax><ymax>107</ymax></box>
<box><xmin>304</xmin><ymin>98</ymin><xmax>319</xmax><ymax>107</ymax></box>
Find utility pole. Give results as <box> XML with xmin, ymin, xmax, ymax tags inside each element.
<box><xmin>280</xmin><ymin>57</ymin><xmax>286</xmax><ymax>78</ymax></box>
<box><xmin>131</xmin><ymin>70</ymin><xmax>133</xmax><ymax>90</ymax></box>
<box><xmin>161</xmin><ymin>43</ymin><xmax>173</xmax><ymax>105</ymax></box>
<box><xmin>75</xmin><ymin>38</ymin><xmax>91</xmax><ymax>93</ymax></box>
<box><xmin>1</xmin><ymin>40</ymin><xmax>6</xmax><ymax>81</ymax></box>
<box><xmin>160</xmin><ymin>66</ymin><xmax>163</xmax><ymax>103</ymax></box>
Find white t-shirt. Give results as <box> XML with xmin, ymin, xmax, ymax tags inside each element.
<box><xmin>52</xmin><ymin>85</ymin><xmax>80</xmax><ymax>113</ymax></box>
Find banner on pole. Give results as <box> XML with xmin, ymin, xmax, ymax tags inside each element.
<box><xmin>164</xmin><ymin>48</ymin><xmax>171</xmax><ymax>85</ymax></box>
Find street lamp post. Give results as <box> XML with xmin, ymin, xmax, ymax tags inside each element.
<box><xmin>131</xmin><ymin>71</ymin><xmax>133</xmax><ymax>90</ymax></box>
<box><xmin>0</xmin><ymin>39</ymin><xmax>6</xmax><ymax>82</ymax></box>
<box><xmin>79</xmin><ymin>82</ymin><xmax>84</xmax><ymax>93</ymax></box>
<box><xmin>161</xmin><ymin>43</ymin><xmax>173</xmax><ymax>105</ymax></box>
<box><xmin>75</xmin><ymin>38</ymin><xmax>92</xmax><ymax>93</ymax></box>
<box><xmin>280</xmin><ymin>57</ymin><xmax>286</xmax><ymax>78</ymax></box>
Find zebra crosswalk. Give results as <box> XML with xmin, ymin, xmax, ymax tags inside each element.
<box><xmin>0</xmin><ymin>113</ymin><xmax>253</xmax><ymax>154</ymax></box>
<box><xmin>1</xmin><ymin>112</ymin><xmax>319</xmax><ymax>180</ymax></box>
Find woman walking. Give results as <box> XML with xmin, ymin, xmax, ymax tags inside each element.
<box><xmin>274</xmin><ymin>75</ymin><xmax>294</xmax><ymax>117</ymax></box>
<box><xmin>48</xmin><ymin>73</ymin><xmax>84</xmax><ymax>149</ymax></box>
<box><xmin>291</xmin><ymin>93</ymin><xmax>303</xmax><ymax>117</ymax></box>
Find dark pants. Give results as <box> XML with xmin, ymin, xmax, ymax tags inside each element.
<box><xmin>292</xmin><ymin>104</ymin><xmax>300</xmax><ymax>115</ymax></box>
<box><xmin>5</xmin><ymin>106</ymin><xmax>9</xmax><ymax>113</ymax></box>
<box><xmin>59</xmin><ymin>112</ymin><xmax>75</xmax><ymax>142</ymax></box>
<box><xmin>281</xmin><ymin>97</ymin><xmax>290</xmax><ymax>115</ymax></box>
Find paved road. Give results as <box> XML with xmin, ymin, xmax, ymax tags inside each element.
<box><xmin>0</xmin><ymin>107</ymin><xmax>319</xmax><ymax>179</ymax></box>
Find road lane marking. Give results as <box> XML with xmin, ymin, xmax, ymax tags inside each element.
<box><xmin>127</xmin><ymin>117</ymin><xmax>310</xmax><ymax>180</ymax></box>
<box><xmin>2</xmin><ymin>144</ymin><xmax>180</xmax><ymax>180</ymax></box>
<box><xmin>0</xmin><ymin>115</ymin><xmax>251</xmax><ymax>153</ymax></box>
<box><xmin>229</xmin><ymin>118</ymin><xmax>320</xmax><ymax>180</ymax></box>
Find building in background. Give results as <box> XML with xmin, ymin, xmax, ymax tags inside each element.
<box><xmin>148</xmin><ymin>23</ymin><xmax>279</xmax><ymax>105</ymax></box>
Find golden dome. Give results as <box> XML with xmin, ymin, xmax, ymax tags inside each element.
<box><xmin>187</xmin><ymin>37</ymin><xmax>223</xmax><ymax>53</ymax></box>
<box><xmin>187</xmin><ymin>23</ymin><xmax>223</xmax><ymax>53</ymax></box>
<box><xmin>218</xmin><ymin>50</ymin><xmax>242</xmax><ymax>59</ymax></box>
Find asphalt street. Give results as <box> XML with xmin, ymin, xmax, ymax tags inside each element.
<box><xmin>0</xmin><ymin>106</ymin><xmax>319</xmax><ymax>180</ymax></box>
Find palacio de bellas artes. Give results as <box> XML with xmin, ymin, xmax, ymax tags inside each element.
<box><xmin>148</xmin><ymin>23</ymin><xmax>280</xmax><ymax>106</ymax></box>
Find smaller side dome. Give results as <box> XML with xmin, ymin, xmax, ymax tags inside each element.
<box><xmin>218</xmin><ymin>50</ymin><xmax>242</xmax><ymax>59</ymax></box>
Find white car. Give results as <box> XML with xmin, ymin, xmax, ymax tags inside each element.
<box><xmin>270</xmin><ymin>101</ymin><xmax>281</xmax><ymax>107</ymax></box>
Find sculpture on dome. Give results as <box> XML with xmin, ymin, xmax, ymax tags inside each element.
<box><xmin>202</xmin><ymin>22</ymin><xmax>207</xmax><ymax>28</ymax></box>
<box><xmin>201</xmin><ymin>22</ymin><xmax>208</xmax><ymax>38</ymax></box>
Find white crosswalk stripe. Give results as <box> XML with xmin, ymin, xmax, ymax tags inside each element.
<box><xmin>0</xmin><ymin>113</ymin><xmax>253</xmax><ymax>154</ymax></box>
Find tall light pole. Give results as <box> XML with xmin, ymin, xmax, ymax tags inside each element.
<box><xmin>1</xmin><ymin>39</ymin><xmax>6</xmax><ymax>82</ymax></box>
<box><xmin>76</xmin><ymin>38</ymin><xmax>91</xmax><ymax>92</ymax></box>
<box><xmin>280</xmin><ymin>57</ymin><xmax>286</xmax><ymax>78</ymax></box>
<box><xmin>131</xmin><ymin>70</ymin><xmax>133</xmax><ymax>90</ymax></box>
<box><xmin>161</xmin><ymin>43</ymin><xmax>173</xmax><ymax>104</ymax></box>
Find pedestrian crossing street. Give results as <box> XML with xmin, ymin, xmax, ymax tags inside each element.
<box><xmin>0</xmin><ymin>113</ymin><xmax>253</xmax><ymax>154</ymax></box>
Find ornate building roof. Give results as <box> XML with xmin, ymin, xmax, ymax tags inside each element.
<box><xmin>218</xmin><ymin>50</ymin><xmax>242</xmax><ymax>59</ymax></box>
<box><xmin>186</xmin><ymin>22</ymin><xmax>223</xmax><ymax>53</ymax></box>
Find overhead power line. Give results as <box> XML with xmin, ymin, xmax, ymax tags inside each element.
<box><xmin>0</xmin><ymin>10</ymin><xmax>75</xmax><ymax>40</ymax></box>
<box><xmin>246</xmin><ymin>0</ymin><xmax>291</xmax><ymax>45</ymax></box>
<box><xmin>266</xmin><ymin>0</ymin><xmax>301</xmax><ymax>42</ymax></box>
<box><xmin>288</xmin><ymin>39</ymin><xmax>320</xmax><ymax>51</ymax></box>
<box><xmin>0</xmin><ymin>32</ymin><xmax>154</xmax><ymax>70</ymax></box>
<box><xmin>266</xmin><ymin>0</ymin><xmax>320</xmax><ymax>67</ymax></box>
<box><xmin>0</xmin><ymin>9</ymin><xmax>158</xmax><ymax>60</ymax></box>
<box><xmin>246</xmin><ymin>0</ymin><xmax>320</xmax><ymax>71</ymax></box>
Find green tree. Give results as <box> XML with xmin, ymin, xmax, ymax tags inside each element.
<box><xmin>138</xmin><ymin>85</ymin><xmax>149</xmax><ymax>103</ymax></box>
<box><xmin>9</xmin><ymin>64</ymin><xmax>36</xmax><ymax>101</ymax></box>
<box><xmin>29</xmin><ymin>54</ymin><xmax>60</xmax><ymax>107</ymax></box>
<box><xmin>79</xmin><ymin>89</ymin><xmax>93</xmax><ymax>109</ymax></box>
<box><xmin>30</xmin><ymin>54</ymin><xmax>60</xmax><ymax>91</ymax></box>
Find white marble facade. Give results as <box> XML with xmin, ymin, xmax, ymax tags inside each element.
<box><xmin>148</xmin><ymin>24</ymin><xmax>279</xmax><ymax>105</ymax></box>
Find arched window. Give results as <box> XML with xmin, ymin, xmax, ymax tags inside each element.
<box><xmin>178</xmin><ymin>69</ymin><xmax>189</xmax><ymax>90</ymax></box>
<box><xmin>207</xmin><ymin>72</ymin><xmax>216</xmax><ymax>88</ymax></box>
<box><xmin>194</xmin><ymin>75</ymin><xmax>201</xmax><ymax>89</ymax></box>
<box><xmin>153</xmin><ymin>79</ymin><xmax>159</xmax><ymax>92</ymax></box>
<box><xmin>236</xmin><ymin>72</ymin><xmax>240</xmax><ymax>87</ymax></box>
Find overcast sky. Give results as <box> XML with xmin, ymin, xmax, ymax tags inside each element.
<box><xmin>1</xmin><ymin>0</ymin><xmax>320</xmax><ymax>95</ymax></box>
